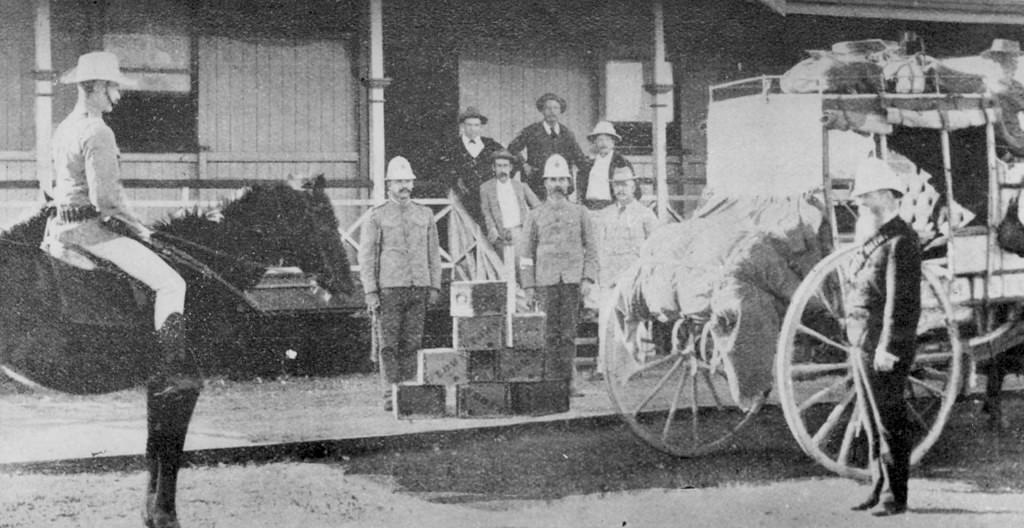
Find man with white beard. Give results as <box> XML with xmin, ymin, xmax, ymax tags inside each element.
<box><xmin>846</xmin><ymin>157</ymin><xmax>921</xmax><ymax>517</ymax></box>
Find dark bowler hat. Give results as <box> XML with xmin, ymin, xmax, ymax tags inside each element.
<box><xmin>490</xmin><ymin>149</ymin><xmax>517</xmax><ymax>163</ymax></box>
<box><xmin>535</xmin><ymin>92</ymin><xmax>567</xmax><ymax>113</ymax></box>
<box><xmin>458</xmin><ymin>106</ymin><xmax>488</xmax><ymax>124</ymax></box>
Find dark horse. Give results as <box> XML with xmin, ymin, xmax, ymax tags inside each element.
<box><xmin>0</xmin><ymin>175</ymin><xmax>351</xmax><ymax>527</ymax></box>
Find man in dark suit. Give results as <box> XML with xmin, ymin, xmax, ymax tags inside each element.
<box><xmin>479</xmin><ymin>149</ymin><xmax>540</xmax><ymax>254</ymax></box>
<box><xmin>438</xmin><ymin>106</ymin><xmax>503</xmax><ymax>225</ymax></box>
<box><xmin>508</xmin><ymin>93</ymin><xmax>586</xmax><ymax>199</ymax></box>
<box><xmin>846</xmin><ymin>158</ymin><xmax>920</xmax><ymax>517</ymax></box>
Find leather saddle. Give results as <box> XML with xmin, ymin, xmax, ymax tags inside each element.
<box><xmin>40</xmin><ymin>243</ymin><xmax>152</xmax><ymax>329</ymax></box>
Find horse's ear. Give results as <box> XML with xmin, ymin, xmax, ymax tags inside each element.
<box><xmin>285</xmin><ymin>174</ymin><xmax>304</xmax><ymax>191</ymax></box>
<box><xmin>306</xmin><ymin>173</ymin><xmax>327</xmax><ymax>192</ymax></box>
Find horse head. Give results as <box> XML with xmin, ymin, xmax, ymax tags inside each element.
<box><xmin>219</xmin><ymin>174</ymin><xmax>353</xmax><ymax>296</ymax></box>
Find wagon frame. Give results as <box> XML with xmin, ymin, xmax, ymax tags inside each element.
<box><xmin>603</xmin><ymin>76</ymin><xmax>1024</xmax><ymax>478</ymax></box>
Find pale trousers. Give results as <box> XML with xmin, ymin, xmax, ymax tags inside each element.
<box><xmin>82</xmin><ymin>236</ymin><xmax>186</xmax><ymax>330</ymax></box>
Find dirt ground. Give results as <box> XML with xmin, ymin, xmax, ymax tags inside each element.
<box><xmin>3</xmin><ymin>463</ymin><xmax>1024</xmax><ymax>528</ymax></box>
<box><xmin>4</xmin><ymin>376</ymin><xmax>1024</xmax><ymax>527</ymax></box>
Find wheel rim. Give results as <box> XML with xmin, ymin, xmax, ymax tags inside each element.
<box><xmin>776</xmin><ymin>246</ymin><xmax>963</xmax><ymax>478</ymax></box>
<box><xmin>604</xmin><ymin>285</ymin><xmax>762</xmax><ymax>457</ymax></box>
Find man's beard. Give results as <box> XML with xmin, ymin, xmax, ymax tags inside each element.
<box><xmin>548</xmin><ymin>186</ymin><xmax>568</xmax><ymax>197</ymax></box>
<box><xmin>855</xmin><ymin>208</ymin><xmax>885</xmax><ymax>244</ymax></box>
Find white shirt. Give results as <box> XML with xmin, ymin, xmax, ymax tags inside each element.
<box><xmin>495</xmin><ymin>178</ymin><xmax>521</xmax><ymax>228</ymax></box>
<box><xmin>462</xmin><ymin>135</ymin><xmax>484</xmax><ymax>158</ymax></box>
<box><xmin>586</xmin><ymin>152</ymin><xmax>613</xmax><ymax>201</ymax></box>
<box><xmin>543</xmin><ymin>122</ymin><xmax>561</xmax><ymax>137</ymax></box>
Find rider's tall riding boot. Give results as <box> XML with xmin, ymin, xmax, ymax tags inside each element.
<box><xmin>152</xmin><ymin>312</ymin><xmax>202</xmax><ymax>396</ymax></box>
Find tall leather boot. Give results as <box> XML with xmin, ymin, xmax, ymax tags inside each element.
<box><xmin>153</xmin><ymin>313</ymin><xmax>202</xmax><ymax>396</ymax></box>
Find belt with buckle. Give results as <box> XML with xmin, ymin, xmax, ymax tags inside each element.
<box><xmin>51</xmin><ymin>205</ymin><xmax>100</xmax><ymax>223</ymax></box>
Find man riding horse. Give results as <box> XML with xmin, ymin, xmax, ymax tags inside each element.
<box><xmin>44</xmin><ymin>51</ymin><xmax>198</xmax><ymax>398</ymax></box>
<box><xmin>46</xmin><ymin>51</ymin><xmax>199</xmax><ymax>527</ymax></box>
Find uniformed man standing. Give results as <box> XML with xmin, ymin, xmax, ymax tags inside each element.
<box><xmin>592</xmin><ymin>161</ymin><xmax>659</xmax><ymax>378</ymax></box>
<box><xmin>360</xmin><ymin>156</ymin><xmax>442</xmax><ymax>410</ymax></box>
<box><xmin>846</xmin><ymin>158</ymin><xmax>920</xmax><ymax>517</ymax></box>
<box><xmin>518</xmin><ymin>154</ymin><xmax>598</xmax><ymax>386</ymax></box>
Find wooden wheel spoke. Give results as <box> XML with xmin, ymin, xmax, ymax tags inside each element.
<box><xmin>795</xmin><ymin>324</ymin><xmax>851</xmax><ymax>355</ymax></box>
<box><xmin>911</xmin><ymin>366</ymin><xmax>949</xmax><ymax>384</ymax></box>
<box><xmin>906</xmin><ymin>399</ymin><xmax>932</xmax><ymax>430</ymax></box>
<box><xmin>792</xmin><ymin>362</ymin><xmax>849</xmax><ymax>378</ymax></box>
<box><xmin>837</xmin><ymin>403</ymin><xmax>861</xmax><ymax>465</ymax></box>
<box><xmin>700</xmin><ymin>368</ymin><xmax>724</xmax><ymax>409</ymax></box>
<box><xmin>907</xmin><ymin>375</ymin><xmax>944</xmax><ymax>399</ymax></box>
<box><xmin>627</xmin><ymin>352</ymin><xmax>685</xmax><ymax>379</ymax></box>
<box><xmin>631</xmin><ymin>357</ymin><xmax>685</xmax><ymax>416</ymax></box>
<box><xmin>660</xmin><ymin>361</ymin><xmax>691</xmax><ymax>444</ymax></box>
<box><xmin>812</xmin><ymin>390</ymin><xmax>855</xmax><ymax>447</ymax></box>
<box><xmin>798</xmin><ymin>374</ymin><xmax>853</xmax><ymax>412</ymax></box>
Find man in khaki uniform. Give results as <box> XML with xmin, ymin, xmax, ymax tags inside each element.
<box><xmin>360</xmin><ymin>156</ymin><xmax>442</xmax><ymax>410</ymax></box>
<box><xmin>518</xmin><ymin>154</ymin><xmax>598</xmax><ymax>384</ymax></box>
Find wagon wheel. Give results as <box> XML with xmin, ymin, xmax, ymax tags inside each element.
<box><xmin>604</xmin><ymin>285</ymin><xmax>764</xmax><ymax>457</ymax></box>
<box><xmin>776</xmin><ymin>245</ymin><xmax>963</xmax><ymax>479</ymax></box>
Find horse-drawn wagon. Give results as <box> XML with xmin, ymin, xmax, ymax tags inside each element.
<box><xmin>602</xmin><ymin>69</ymin><xmax>1024</xmax><ymax>478</ymax></box>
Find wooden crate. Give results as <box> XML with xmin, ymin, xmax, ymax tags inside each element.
<box><xmin>453</xmin><ymin>315</ymin><xmax>505</xmax><ymax>350</ymax></box>
<box><xmin>510</xmin><ymin>380</ymin><xmax>571</xmax><ymax>415</ymax></box>
<box><xmin>450</xmin><ymin>280</ymin><xmax>507</xmax><ymax>317</ymax></box>
<box><xmin>417</xmin><ymin>348</ymin><xmax>468</xmax><ymax>385</ymax></box>
<box><xmin>456</xmin><ymin>382</ymin><xmax>512</xmax><ymax>417</ymax></box>
<box><xmin>393</xmin><ymin>383</ymin><xmax>446</xmax><ymax>419</ymax></box>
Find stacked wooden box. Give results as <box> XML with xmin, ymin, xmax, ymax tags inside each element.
<box><xmin>391</xmin><ymin>280</ymin><xmax>571</xmax><ymax>419</ymax></box>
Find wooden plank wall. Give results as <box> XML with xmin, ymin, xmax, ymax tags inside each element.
<box><xmin>197</xmin><ymin>35</ymin><xmax>367</xmax><ymax>229</ymax></box>
<box><xmin>458</xmin><ymin>48</ymin><xmax>597</xmax><ymax>156</ymax></box>
<box><xmin>0</xmin><ymin>0</ymin><xmax>34</xmax><ymax>152</ymax></box>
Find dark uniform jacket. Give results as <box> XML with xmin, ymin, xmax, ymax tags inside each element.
<box><xmin>845</xmin><ymin>216</ymin><xmax>922</xmax><ymax>366</ymax></box>
<box><xmin>359</xmin><ymin>199</ymin><xmax>442</xmax><ymax>294</ymax></box>
<box><xmin>518</xmin><ymin>198</ymin><xmax>598</xmax><ymax>288</ymax></box>
<box><xmin>438</xmin><ymin>135</ymin><xmax>503</xmax><ymax>224</ymax></box>
<box><xmin>507</xmin><ymin>122</ymin><xmax>585</xmax><ymax>198</ymax></box>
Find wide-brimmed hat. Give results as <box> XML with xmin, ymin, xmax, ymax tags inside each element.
<box><xmin>831</xmin><ymin>39</ymin><xmax>894</xmax><ymax>56</ymax></box>
<box><xmin>385</xmin><ymin>156</ymin><xmax>416</xmax><ymax>181</ymax></box>
<box><xmin>982</xmin><ymin>39</ymin><xmax>1024</xmax><ymax>57</ymax></box>
<box><xmin>587</xmin><ymin>121</ymin><xmax>621</xmax><ymax>142</ymax></box>
<box><xmin>542</xmin><ymin>154</ymin><xmax>571</xmax><ymax>178</ymax></box>
<box><xmin>535</xmin><ymin>93</ymin><xmax>567</xmax><ymax>113</ymax></box>
<box><xmin>458</xmin><ymin>106</ymin><xmax>488</xmax><ymax>124</ymax></box>
<box><xmin>852</xmin><ymin>158</ymin><xmax>904</xmax><ymax>197</ymax></box>
<box><xmin>490</xmin><ymin>149</ymin><xmax>517</xmax><ymax>163</ymax></box>
<box><xmin>60</xmin><ymin>51</ymin><xmax>137</xmax><ymax>87</ymax></box>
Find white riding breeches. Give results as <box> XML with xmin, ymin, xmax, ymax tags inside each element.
<box><xmin>80</xmin><ymin>236</ymin><xmax>186</xmax><ymax>330</ymax></box>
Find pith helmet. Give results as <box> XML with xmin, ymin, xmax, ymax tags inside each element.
<box><xmin>385</xmin><ymin>156</ymin><xmax>416</xmax><ymax>181</ymax></box>
<box><xmin>61</xmin><ymin>51</ymin><xmax>138</xmax><ymax>87</ymax></box>
<box><xmin>983</xmin><ymin>38</ymin><xmax>1024</xmax><ymax>57</ymax></box>
<box><xmin>852</xmin><ymin>158</ymin><xmax>904</xmax><ymax>197</ymax></box>
<box><xmin>542</xmin><ymin>154</ymin><xmax>572</xmax><ymax>178</ymax></box>
<box><xmin>587</xmin><ymin>121</ymin><xmax>621</xmax><ymax>142</ymax></box>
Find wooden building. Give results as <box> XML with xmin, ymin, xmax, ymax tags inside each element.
<box><xmin>4</xmin><ymin>0</ymin><xmax>1024</xmax><ymax>235</ymax></box>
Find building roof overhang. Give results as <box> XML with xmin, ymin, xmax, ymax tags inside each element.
<box><xmin>755</xmin><ymin>0</ymin><xmax>1024</xmax><ymax>25</ymax></box>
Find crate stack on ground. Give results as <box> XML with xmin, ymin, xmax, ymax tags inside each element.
<box><xmin>391</xmin><ymin>280</ymin><xmax>571</xmax><ymax>419</ymax></box>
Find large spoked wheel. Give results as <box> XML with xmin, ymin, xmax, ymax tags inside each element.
<box><xmin>776</xmin><ymin>245</ymin><xmax>963</xmax><ymax>479</ymax></box>
<box><xmin>604</xmin><ymin>285</ymin><xmax>764</xmax><ymax>457</ymax></box>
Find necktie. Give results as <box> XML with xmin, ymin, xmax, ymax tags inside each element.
<box><xmin>469</xmin><ymin>139</ymin><xmax>477</xmax><ymax>144</ymax></box>
<box><xmin>550</xmin><ymin>129</ymin><xmax>557</xmax><ymax>139</ymax></box>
